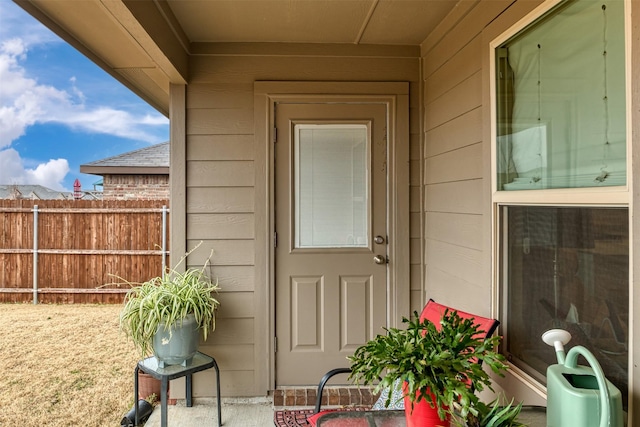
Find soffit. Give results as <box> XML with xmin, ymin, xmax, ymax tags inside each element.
<box><xmin>166</xmin><ymin>0</ymin><xmax>457</xmax><ymax>45</ymax></box>
<box><xmin>16</xmin><ymin>0</ymin><xmax>179</xmax><ymax>115</ymax></box>
<box><xmin>26</xmin><ymin>1</ymin><xmax>155</xmax><ymax>69</ymax></box>
<box><xmin>17</xmin><ymin>0</ymin><xmax>461</xmax><ymax>115</ymax></box>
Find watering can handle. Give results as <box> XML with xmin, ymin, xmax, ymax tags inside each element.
<box><xmin>565</xmin><ymin>346</ymin><xmax>611</xmax><ymax>427</ymax></box>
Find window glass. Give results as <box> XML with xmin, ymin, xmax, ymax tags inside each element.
<box><xmin>294</xmin><ymin>124</ymin><xmax>369</xmax><ymax>248</ymax></box>
<box><xmin>502</xmin><ymin>206</ymin><xmax>628</xmax><ymax>410</ymax></box>
<box><xmin>494</xmin><ymin>0</ymin><xmax>630</xmax><ymax>416</ymax></box>
<box><xmin>496</xmin><ymin>0</ymin><xmax>626</xmax><ymax>190</ymax></box>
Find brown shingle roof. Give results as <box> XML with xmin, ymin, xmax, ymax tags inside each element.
<box><xmin>79</xmin><ymin>142</ymin><xmax>169</xmax><ymax>175</ymax></box>
<box><xmin>0</xmin><ymin>185</ymin><xmax>73</xmax><ymax>200</ymax></box>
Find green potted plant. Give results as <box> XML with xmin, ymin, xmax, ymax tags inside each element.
<box><xmin>463</xmin><ymin>397</ymin><xmax>523</xmax><ymax>427</ymax></box>
<box><xmin>347</xmin><ymin>309</ymin><xmax>518</xmax><ymax>427</ymax></box>
<box><xmin>119</xmin><ymin>262</ymin><xmax>220</xmax><ymax>367</ymax></box>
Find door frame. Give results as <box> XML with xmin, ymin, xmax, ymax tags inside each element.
<box><xmin>254</xmin><ymin>82</ymin><xmax>410</xmax><ymax>391</ymax></box>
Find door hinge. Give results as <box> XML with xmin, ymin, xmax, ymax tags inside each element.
<box><xmin>274</xmin><ymin>336</ymin><xmax>278</xmax><ymax>353</ymax></box>
<box><xmin>273</xmin><ymin>127</ymin><xmax>277</xmax><ymax>143</ymax></box>
<box><xmin>274</xmin><ymin>232</ymin><xmax>277</xmax><ymax>248</ymax></box>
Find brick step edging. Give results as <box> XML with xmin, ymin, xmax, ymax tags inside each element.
<box><xmin>273</xmin><ymin>386</ymin><xmax>379</xmax><ymax>407</ymax></box>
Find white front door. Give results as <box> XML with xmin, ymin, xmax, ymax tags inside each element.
<box><xmin>274</xmin><ymin>102</ymin><xmax>388</xmax><ymax>385</ymax></box>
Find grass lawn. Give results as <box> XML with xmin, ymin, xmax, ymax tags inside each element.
<box><xmin>0</xmin><ymin>303</ymin><xmax>140</xmax><ymax>426</ymax></box>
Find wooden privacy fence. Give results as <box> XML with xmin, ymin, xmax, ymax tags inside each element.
<box><xmin>0</xmin><ymin>199</ymin><xmax>169</xmax><ymax>304</ymax></box>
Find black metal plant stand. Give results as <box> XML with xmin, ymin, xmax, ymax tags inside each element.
<box><xmin>134</xmin><ymin>351</ymin><xmax>222</xmax><ymax>427</ymax></box>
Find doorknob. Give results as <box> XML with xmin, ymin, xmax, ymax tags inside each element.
<box><xmin>373</xmin><ymin>255</ymin><xmax>387</xmax><ymax>264</ymax></box>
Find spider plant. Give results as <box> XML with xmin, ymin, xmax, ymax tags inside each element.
<box><xmin>119</xmin><ymin>263</ymin><xmax>220</xmax><ymax>357</ymax></box>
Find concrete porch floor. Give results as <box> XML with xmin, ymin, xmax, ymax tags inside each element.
<box><xmin>142</xmin><ymin>397</ymin><xmax>278</xmax><ymax>427</ymax></box>
<box><xmin>141</xmin><ymin>386</ymin><xmax>375</xmax><ymax>426</ymax></box>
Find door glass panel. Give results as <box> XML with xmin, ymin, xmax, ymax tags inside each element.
<box><xmin>294</xmin><ymin>124</ymin><xmax>369</xmax><ymax>248</ymax></box>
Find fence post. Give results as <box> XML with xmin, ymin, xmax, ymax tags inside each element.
<box><xmin>32</xmin><ymin>204</ymin><xmax>38</xmax><ymax>304</ymax></box>
<box><xmin>162</xmin><ymin>205</ymin><xmax>167</xmax><ymax>277</ymax></box>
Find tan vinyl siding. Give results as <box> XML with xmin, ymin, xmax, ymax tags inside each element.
<box><xmin>421</xmin><ymin>0</ymin><xmax>551</xmax><ymax>408</ymax></box>
<box><xmin>426</xmin><ymin>212</ymin><xmax>483</xmax><ymax>251</ymax></box>
<box><xmin>188</xmin><ymin>135</ymin><xmax>254</xmax><ymax>161</ymax></box>
<box><xmin>424</xmin><ymin>144</ymin><xmax>483</xmax><ymax>184</ymax></box>
<box><xmin>425</xmin><ymin>180</ymin><xmax>483</xmax><ymax>215</ymax></box>
<box><xmin>207</xmin><ymin>265</ymin><xmax>255</xmax><ymax>292</ymax></box>
<box><xmin>187</xmin><ymin>187</ymin><xmax>254</xmax><ymax>214</ymax></box>
<box><xmin>187</xmin><ymin>108</ymin><xmax>253</xmax><ymax>135</ymax></box>
<box><xmin>187</xmin><ymin>240</ymin><xmax>254</xmax><ymax>266</ymax></box>
<box><xmin>184</xmin><ymin>49</ymin><xmax>419</xmax><ymax>396</ymax></box>
<box><xmin>187</xmin><ymin>161</ymin><xmax>254</xmax><ymax>187</ymax></box>
<box><xmin>425</xmin><ymin>108</ymin><xmax>483</xmax><ymax>157</ymax></box>
<box><xmin>421</xmin><ymin>3</ymin><xmax>503</xmax><ymax>318</ymax></box>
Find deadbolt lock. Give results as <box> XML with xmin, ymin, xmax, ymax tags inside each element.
<box><xmin>374</xmin><ymin>235</ymin><xmax>386</xmax><ymax>245</ymax></box>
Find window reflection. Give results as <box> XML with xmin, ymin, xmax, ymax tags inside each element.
<box><xmin>503</xmin><ymin>206</ymin><xmax>628</xmax><ymax>410</ymax></box>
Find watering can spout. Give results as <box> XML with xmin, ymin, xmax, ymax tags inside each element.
<box><xmin>541</xmin><ymin>328</ymin><xmax>572</xmax><ymax>364</ymax></box>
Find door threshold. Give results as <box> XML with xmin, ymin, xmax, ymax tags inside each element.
<box><xmin>272</xmin><ymin>386</ymin><xmax>378</xmax><ymax>408</ymax></box>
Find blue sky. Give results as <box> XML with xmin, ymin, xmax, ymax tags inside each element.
<box><xmin>0</xmin><ymin>1</ymin><xmax>169</xmax><ymax>192</ymax></box>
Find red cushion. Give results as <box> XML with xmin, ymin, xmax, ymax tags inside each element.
<box><xmin>307</xmin><ymin>409</ymin><xmax>369</xmax><ymax>426</ymax></box>
<box><xmin>307</xmin><ymin>410</ymin><xmax>333</xmax><ymax>426</ymax></box>
<box><xmin>419</xmin><ymin>299</ymin><xmax>498</xmax><ymax>338</ymax></box>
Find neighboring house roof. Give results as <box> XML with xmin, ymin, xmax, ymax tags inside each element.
<box><xmin>0</xmin><ymin>185</ymin><xmax>73</xmax><ymax>200</ymax></box>
<box><xmin>80</xmin><ymin>191</ymin><xmax>103</xmax><ymax>200</ymax></box>
<box><xmin>79</xmin><ymin>142</ymin><xmax>169</xmax><ymax>176</ymax></box>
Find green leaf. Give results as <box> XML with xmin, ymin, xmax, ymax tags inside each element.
<box><xmin>347</xmin><ymin>309</ymin><xmax>516</xmax><ymax>424</ymax></box>
<box><xmin>118</xmin><ymin>246</ymin><xmax>220</xmax><ymax>357</ymax></box>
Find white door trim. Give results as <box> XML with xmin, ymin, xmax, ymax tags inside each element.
<box><xmin>253</xmin><ymin>81</ymin><xmax>410</xmax><ymax>391</ymax></box>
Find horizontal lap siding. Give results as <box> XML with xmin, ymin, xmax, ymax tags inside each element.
<box><xmin>425</xmin><ymin>143</ymin><xmax>483</xmax><ymax>184</ymax></box>
<box><xmin>422</xmin><ymin>1</ymin><xmax>510</xmax><ymax>315</ymax></box>
<box><xmin>186</xmin><ymin>52</ymin><xmax>419</xmax><ymax>396</ymax></box>
<box><xmin>425</xmin><ymin>108</ymin><xmax>482</xmax><ymax>157</ymax></box>
<box><xmin>426</xmin><ymin>212</ymin><xmax>482</xmax><ymax>251</ymax></box>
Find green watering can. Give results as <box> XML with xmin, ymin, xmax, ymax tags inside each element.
<box><xmin>542</xmin><ymin>329</ymin><xmax>623</xmax><ymax>427</ymax></box>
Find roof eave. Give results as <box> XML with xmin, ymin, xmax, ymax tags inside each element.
<box><xmin>14</xmin><ymin>0</ymin><xmax>191</xmax><ymax>117</ymax></box>
<box><xmin>80</xmin><ymin>166</ymin><xmax>169</xmax><ymax>176</ymax></box>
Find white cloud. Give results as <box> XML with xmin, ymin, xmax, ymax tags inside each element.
<box><xmin>0</xmin><ymin>148</ymin><xmax>69</xmax><ymax>191</ymax></box>
<box><xmin>0</xmin><ymin>2</ymin><xmax>59</xmax><ymax>48</ymax></box>
<box><xmin>0</xmin><ymin>38</ymin><xmax>71</xmax><ymax>147</ymax></box>
<box><xmin>0</xmin><ymin>1</ymin><xmax>169</xmax><ymax>189</ymax></box>
<box><xmin>0</xmin><ymin>38</ymin><xmax>168</xmax><ymax>147</ymax></box>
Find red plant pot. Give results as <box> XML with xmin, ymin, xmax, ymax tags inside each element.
<box><xmin>403</xmin><ymin>383</ymin><xmax>451</xmax><ymax>427</ymax></box>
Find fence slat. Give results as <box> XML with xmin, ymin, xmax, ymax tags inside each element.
<box><xmin>0</xmin><ymin>199</ymin><xmax>170</xmax><ymax>303</ymax></box>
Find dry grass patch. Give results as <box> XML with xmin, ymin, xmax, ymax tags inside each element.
<box><xmin>0</xmin><ymin>304</ymin><xmax>140</xmax><ymax>426</ymax></box>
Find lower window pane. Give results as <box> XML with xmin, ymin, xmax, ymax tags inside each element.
<box><xmin>502</xmin><ymin>206</ymin><xmax>628</xmax><ymax>410</ymax></box>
